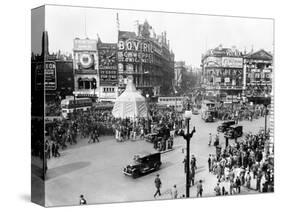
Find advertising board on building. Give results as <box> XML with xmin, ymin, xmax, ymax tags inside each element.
<box><xmin>98</xmin><ymin>43</ymin><xmax>118</xmax><ymax>85</ymax></box>
<box><xmin>117</xmin><ymin>39</ymin><xmax>154</xmax><ymax>64</ymax></box>
<box><xmin>222</xmin><ymin>57</ymin><xmax>243</xmax><ymax>68</ymax></box>
<box><xmin>35</xmin><ymin>61</ymin><xmax>57</xmax><ymax>90</ymax></box>
<box><xmin>73</xmin><ymin>39</ymin><xmax>97</xmax><ymax>51</ymax></box>
<box><xmin>45</xmin><ymin>61</ymin><xmax>57</xmax><ymax>90</ymax></box>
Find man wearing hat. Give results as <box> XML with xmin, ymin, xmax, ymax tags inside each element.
<box><xmin>154</xmin><ymin>174</ymin><xmax>162</xmax><ymax>198</ymax></box>
<box><xmin>79</xmin><ymin>195</ymin><xmax>87</xmax><ymax>205</ymax></box>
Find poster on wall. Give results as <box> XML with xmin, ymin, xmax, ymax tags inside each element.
<box><xmin>45</xmin><ymin>61</ymin><xmax>57</xmax><ymax>90</ymax></box>
<box><xmin>98</xmin><ymin>43</ymin><xmax>118</xmax><ymax>85</ymax></box>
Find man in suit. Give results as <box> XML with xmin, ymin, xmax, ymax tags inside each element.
<box><xmin>154</xmin><ymin>174</ymin><xmax>162</xmax><ymax>198</ymax></box>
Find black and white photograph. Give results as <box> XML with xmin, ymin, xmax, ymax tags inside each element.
<box><xmin>31</xmin><ymin>4</ymin><xmax>274</xmax><ymax>207</ymax></box>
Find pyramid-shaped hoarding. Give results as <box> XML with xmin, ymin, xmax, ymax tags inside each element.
<box><xmin>112</xmin><ymin>78</ymin><xmax>148</xmax><ymax>119</ymax></box>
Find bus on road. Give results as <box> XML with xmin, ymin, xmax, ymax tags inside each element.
<box><xmin>157</xmin><ymin>96</ymin><xmax>189</xmax><ymax>112</ymax></box>
<box><xmin>61</xmin><ymin>97</ymin><xmax>92</xmax><ymax>119</ymax></box>
<box><xmin>201</xmin><ymin>100</ymin><xmax>216</xmax><ymax>122</ymax></box>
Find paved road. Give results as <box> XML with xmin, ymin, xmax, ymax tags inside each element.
<box><xmin>45</xmin><ymin>115</ymin><xmax>268</xmax><ymax>206</ymax></box>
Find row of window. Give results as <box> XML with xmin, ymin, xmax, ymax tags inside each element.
<box><xmin>103</xmin><ymin>87</ymin><xmax>115</xmax><ymax>93</ymax></box>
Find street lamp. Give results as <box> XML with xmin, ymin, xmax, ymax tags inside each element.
<box><xmin>181</xmin><ymin>107</ymin><xmax>196</xmax><ymax>198</ymax></box>
<box><xmin>73</xmin><ymin>91</ymin><xmax>78</xmax><ymax>119</ymax></box>
<box><xmin>146</xmin><ymin>94</ymin><xmax>150</xmax><ymax>133</ymax></box>
<box><xmin>264</xmin><ymin>94</ymin><xmax>270</xmax><ymax>134</ymax></box>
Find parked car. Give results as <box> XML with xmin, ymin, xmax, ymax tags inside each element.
<box><xmin>225</xmin><ymin>125</ymin><xmax>243</xmax><ymax>139</ymax></box>
<box><xmin>217</xmin><ymin>120</ymin><xmax>236</xmax><ymax>132</ymax></box>
<box><xmin>123</xmin><ymin>152</ymin><xmax>162</xmax><ymax>178</ymax></box>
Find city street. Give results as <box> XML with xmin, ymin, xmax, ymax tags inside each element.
<box><xmin>45</xmin><ymin>114</ymin><xmax>268</xmax><ymax>206</ymax></box>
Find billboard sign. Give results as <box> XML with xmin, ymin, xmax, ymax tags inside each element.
<box><xmin>117</xmin><ymin>39</ymin><xmax>154</xmax><ymax>64</ymax></box>
<box><xmin>222</xmin><ymin>57</ymin><xmax>243</xmax><ymax>68</ymax></box>
<box><xmin>98</xmin><ymin>43</ymin><xmax>118</xmax><ymax>85</ymax></box>
<box><xmin>204</xmin><ymin>56</ymin><xmax>222</xmax><ymax>67</ymax></box>
<box><xmin>73</xmin><ymin>39</ymin><xmax>97</xmax><ymax>51</ymax></box>
<box><xmin>45</xmin><ymin>61</ymin><xmax>57</xmax><ymax>90</ymax></box>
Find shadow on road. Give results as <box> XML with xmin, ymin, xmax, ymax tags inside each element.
<box><xmin>46</xmin><ymin>161</ymin><xmax>91</xmax><ymax>180</ymax></box>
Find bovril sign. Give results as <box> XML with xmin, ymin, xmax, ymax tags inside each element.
<box><xmin>118</xmin><ymin>39</ymin><xmax>153</xmax><ymax>53</ymax></box>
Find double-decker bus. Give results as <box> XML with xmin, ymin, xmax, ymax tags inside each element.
<box><xmin>157</xmin><ymin>96</ymin><xmax>189</xmax><ymax>112</ymax></box>
<box><xmin>61</xmin><ymin>97</ymin><xmax>92</xmax><ymax>119</ymax></box>
<box><xmin>201</xmin><ymin>100</ymin><xmax>216</xmax><ymax>122</ymax></box>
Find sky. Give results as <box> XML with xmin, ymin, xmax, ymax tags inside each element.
<box><xmin>32</xmin><ymin>5</ymin><xmax>274</xmax><ymax>67</ymax></box>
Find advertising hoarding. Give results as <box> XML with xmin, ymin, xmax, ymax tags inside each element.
<box><xmin>222</xmin><ymin>57</ymin><xmax>243</xmax><ymax>68</ymax></box>
<box><xmin>45</xmin><ymin>61</ymin><xmax>57</xmax><ymax>90</ymax></box>
<box><xmin>117</xmin><ymin>39</ymin><xmax>154</xmax><ymax>64</ymax></box>
<box><xmin>73</xmin><ymin>39</ymin><xmax>97</xmax><ymax>51</ymax></box>
<box><xmin>98</xmin><ymin>43</ymin><xmax>118</xmax><ymax>85</ymax></box>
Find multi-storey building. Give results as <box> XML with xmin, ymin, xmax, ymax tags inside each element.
<box><xmin>117</xmin><ymin>20</ymin><xmax>174</xmax><ymax>98</ymax></box>
<box><xmin>201</xmin><ymin>45</ymin><xmax>244</xmax><ymax>102</ymax></box>
<box><xmin>243</xmin><ymin>49</ymin><xmax>273</xmax><ymax>98</ymax></box>
<box><xmin>73</xmin><ymin>38</ymin><xmax>99</xmax><ymax>99</ymax></box>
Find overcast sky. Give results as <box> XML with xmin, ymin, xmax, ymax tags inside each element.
<box><xmin>32</xmin><ymin>5</ymin><xmax>274</xmax><ymax>67</ymax></box>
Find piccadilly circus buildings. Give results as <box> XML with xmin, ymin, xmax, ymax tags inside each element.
<box><xmin>72</xmin><ymin>20</ymin><xmax>175</xmax><ymax>102</ymax></box>
<box><xmin>201</xmin><ymin>45</ymin><xmax>273</xmax><ymax>103</ymax></box>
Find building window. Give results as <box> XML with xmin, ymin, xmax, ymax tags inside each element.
<box><xmin>85</xmin><ymin>81</ymin><xmax>90</xmax><ymax>89</ymax></box>
<box><xmin>78</xmin><ymin>78</ymin><xmax>83</xmax><ymax>89</ymax></box>
<box><xmin>103</xmin><ymin>87</ymin><xmax>115</xmax><ymax>93</ymax></box>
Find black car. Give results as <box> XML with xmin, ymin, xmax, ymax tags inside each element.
<box><xmin>145</xmin><ymin>133</ymin><xmax>161</xmax><ymax>143</ymax></box>
<box><xmin>225</xmin><ymin>125</ymin><xmax>243</xmax><ymax>139</ymax></box>
<box><xmin>123</xmin><ymin>152</ymin><xmax>162</xmax><ymax>178</ymax></box>
<box><xmin>217</xmin><ymin>120</ymin><xmax>236</xmax><ymax>132</ymax></box>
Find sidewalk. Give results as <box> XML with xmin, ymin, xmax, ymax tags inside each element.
<box><xmin>156</xmin><ymin>169</ymin><xmax>259</xmax><ymax>200</ymax></box>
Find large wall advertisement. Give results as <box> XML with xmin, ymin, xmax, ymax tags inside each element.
<box><xmin>204</xmin><ymin>56</ymin><xmax>243</xmax><ymax>68</ymax></box>
<box><xmin>34</xmin><ymin>61</ymin><xmax>57</xmax><ymax>91</ymax></box>
<box><xmin>222</xmin><ymin>57</ymin><xmax>243</xmax><ymax>68</ymax></box>
<box><xmin>117</xmin><ymin>39</ymin><xmax>153</xmax><ymax>64</ymax></box>
<box><xmin>98</xmin><ymin>43</ymin><xmax>118</xmax><ymax>85</ymax></box>
<box><xmin>45</xmin><ymin>61</ymin><xmax>57</xmax><ymax>90</ymax></box>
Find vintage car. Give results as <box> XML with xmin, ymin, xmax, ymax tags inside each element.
<box><xmin>217</xmin><ymin>120</ymin><xmax>236</xmax><ymax>132</ymax></box>
<box><xmin>225</xmin><ymin>125</ymin><xmax>243</xmax><ymax>139</ymax></box>
<box><xmin>145</xmin><ymin>132</ymin><xmax>161</xmax><ymax>143</ymax></box>
<box><xmin>123</xmin><ymin>152</ymin><xmax>162</xmax><ymax>178</ymax></box>
<box><xmin>192</xmin><ymin>108</ymin><xmax>199</xmax><ymax>115</ymax></box>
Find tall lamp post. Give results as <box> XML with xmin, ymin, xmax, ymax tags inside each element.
<box><xmin>264</xmin><ymin>94</ymin><xmax>271</xmax><ymax>134</ymax></box>
<box><xmin>181</xmin><ymin>108</ymin><xmax>196</xmax><ymax>198</ymax></box>
<box><xmin>146</xmin><ymin>93</ymin><xmax>150</xmax><ymax>133</ymax></box>
<box><xmin>73</xmin><ymin>91</ymin><xmax>78</xmax><ymax>119</ymax></box>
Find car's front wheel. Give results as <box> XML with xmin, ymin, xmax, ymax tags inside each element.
<box><xmin>132</xmin><ymin>171</ymin><xmax>139</xmax><ymax>178</ymax></box>
<box><xmin>155</xmin><ymin>163</ymin><xmax>161</xmax><ymax>171</ymax></box>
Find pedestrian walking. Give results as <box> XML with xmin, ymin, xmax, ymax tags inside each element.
<box><xmin>214</xmin><ymin>183</ymin><xmax>221</xmax><ymax>196</ymax></box>
<box><xmin>208</xmin><ymin>133</ymin><xmax>212</xmax><ymax>146</ymax></box>
<box><xmin>197</xmin><ymin>180</ymin><xmax>203</xmax><ymax>197</ymax></box>
<box><xmin>245</xmin><ymin>171</ymin><xmax>251</xmax><ymax>189</ymax></box>
<box><xmin>235</xmin><ymin>176</ymin><xmax>241</xmax><ymax>193</ymax></box>
<box><xmin>154</xmin><ymin>174</ymin><xmax>162</xmax><ymax>198</ymax></box>
<box><xmin>79</xmin><ymin>195</ymin><xmax>87</xmax><ymax>205</ymax></box>
<box><xmin>208</xmin><ymin>154</ymin><xmax>212</xmax><ymax>172</ymax></box>
<box><xmin>171</xmin><ymin>184</ymin><xmax>178</xmax><ymax>199</ymax></box>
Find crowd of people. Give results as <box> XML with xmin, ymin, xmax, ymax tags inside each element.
<box><xmin>216</xmin><ymin>103</ymin><xmax>267</xmax><ymax>122</ymax></box>
<box><xmin>44</xmin><ymin>102</ymin><xmax>187</xmax><ymax>157</ymax></box>
<box><xmin>208</xmin><ymin>130</ymin><xmax>274</xmax><ymax>195</ymax></box>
